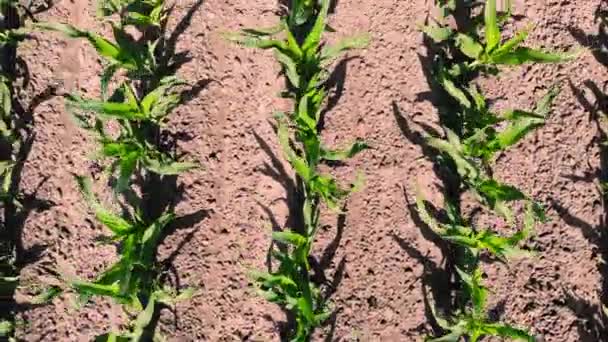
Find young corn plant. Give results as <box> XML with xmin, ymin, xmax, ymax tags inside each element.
<box><xmin>36</xmin><ymin>0</ymin><xmax>196</xmax><ymax>340</ymax></box>
<box><xmin>427</xmin><ymin>86</ymin><xmax>558</xmax><ymax>223</ymax></box>
<box><xmin>36</xmin><ymin>2</ymin><xmax>194</xmax><ymax>193</ymax></box>
<box><xmin>41</xmin><ymin>176</ymin><xmax>193</xmax><ymax>341</ymax></box>
<box><xmin>423</xmin><ymin>0</ymin><xmax>573</xmax><ymax>136</ymax></box>
<box><xmin>228</xmin><ymin>0</ymin><xmax>369</xmax><ymax>340</ymax></box>
<box><xmin>412</xmin><ymin>1</ymin><xmax>573</xmax><ymax>340</ymax></box>
<box><xmin>0</xmin><ymin>0</ymin><xmax>52</xmax><ymax>339</ymax></box>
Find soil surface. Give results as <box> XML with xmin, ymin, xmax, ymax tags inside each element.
<box><xmin>9</xmin><ymin>0</ymin><xmax>608</xmax><ymax>341</ymax></box>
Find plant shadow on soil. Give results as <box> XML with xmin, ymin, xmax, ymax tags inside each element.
<box><xmin>140</xmin><ymin>1</ymin><xmax>214</xmax><ymax>337</ymax></box>
<box><xmin>551</xmin><ymin>78</ymin><xmax>608</xmax><ymax>341</ymax></box>
<box><xmin>553</xmin><ymin>4</ymin><xmax>608</xmax><ymax>340</ymax></box>
<box><xmin>0</xmin><ymin>0</ymin><xmax>62</xmax><ymax>330</ymax></box>
<box><xmin>253</xmin><ymin>124</ymin><xmax>349</xmax><ymax>341</ymax></box>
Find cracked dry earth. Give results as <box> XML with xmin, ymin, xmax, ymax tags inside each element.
<box><xmin>9</xmin><ymin>0</ymin><xmax>608</xmax><ymax>341</ymax></box>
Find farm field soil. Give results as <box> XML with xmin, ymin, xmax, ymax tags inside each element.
<box><xmin>10</xmin><ymin>0</ymin><xmax>607</xmax><ymax>340</ymax></box>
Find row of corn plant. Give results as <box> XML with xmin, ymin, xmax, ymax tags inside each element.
<box><xmin>0</xmin><ymin>0</ymin><xmax>46</xmax><ymax>339</ymax></box>
<box><xmin>227</xmin><ymin>0</ymin><xmax>369</xmax><ymax>340</ymax></box>
<box><xmin>415</xmin><ymin>0</ymin><xmax>575</xmax><ymax>340</ymax></box>
<box><xmin>35</xmin><ymin>0</ymin><xmax>196</xmax><ymax>340</ymax></box>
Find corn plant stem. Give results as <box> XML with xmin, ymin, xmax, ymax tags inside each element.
<box><xmin>303</xmin><ymin>186</ymin><xmax>319</xmax><ymax>288</ymax></box>
<box><xmin>290</xmin><ymin>110</ymin><xmax>321</xmax><ymax>341</ymax></box>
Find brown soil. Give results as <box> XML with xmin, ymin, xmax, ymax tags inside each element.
<box><xmin>9</xmin><ymin>0</ymin><xmax>608</xmax><ymax>341</ymax></box>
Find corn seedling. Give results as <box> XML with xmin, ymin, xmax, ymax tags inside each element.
<box><xmin>423</xmin><ymin>0</ymin><xmax>573</xmax><ymax>136</ymax></box>
<box><xmin>35</xmin><ymin>0</ymin><xmax>197</xmax><ymax>340</ymax></box>
<box><xmin>228</xmin><ymin>0</ymin><xmax>369</xmax><ymax>340</ymax></box>
<box><xmin>411</xmin><ymin>0</ymin><xmax>573</xmax><ymax>340</ymax></box>
<box><xmin>36</xmin><ymin>3</ymin><xmax>195</xmax><ymax>193</ymax></box>
<box><xmin>427</xmin><ymin>86</ymin><xmax>558</xmax><ymax>222</ymax></box>
<box><xmin>41</xmin><ymin>176</ymin><xmax>193</xmax><ymax>341</ymax></box>
<box><xmin>0</xmin><ymin>0</ymin><xmax>52</xmax><ymax>339</ymax></box>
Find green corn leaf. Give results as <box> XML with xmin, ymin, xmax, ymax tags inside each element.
<box><xmin>494</xmin><ymin>200</ymin><xmax>514</xmax><ymax>223</ymax></box>
<box><xmin>96</xmin><ymin>0</ymin><xmax>122</xmax><ymax>17</ymax></box>
<box><xmin>154</xmin><ymin>287</ymin><xmax>197</xmax><ymax>306</ymax></box>
<box><xmin>420</xmin><ymin>24</ymin><xmax>453</xmax><ymax>43</ymax></box>
<box><xmin>272</xmin><ymin>230</ymin><xmax>307</xmax><ymax>247</ymax></box>
<box><xmin>301</xmin><ymin>0</ymin><xmax>330</xmax><ymax>53</ymax></box>
<box><xmin>490</xmin><ymin>47</ymin><xmax>575</xmax><ymax>65</ymax></box>
<box><xmin>125</xmin><ymin>12</ymin><xmax>159</xmax><ymax>27</ymax></box>
<box><xmin>252</xmin><ymin>271</ymin><xmax>298</xmax><ymax>290</ymax></box>
<box><xmin>437</xmin><ymin>70</ymin><xmax>472</xmax><ymax>108</ymax></box>
<box><xmin>0</xmin><ymin>320</ymin><xmax>13</xmax><ymax>336</ymax></box>
<box><xmin>75</xmin><ymin>175</ymin><xmax>134</xmax><ymax>235</ymax></box>
<box><xmin>278</xmin><ymin>120</ymin><xmax>311</xmax><ymax>181</ymax></box>
<box><xmin>320</xmin><ymin>33</ymin><xmax>371</xmax><ymax>62</ymax></box>
<box><xmin>0</xmin><ymin>78</ymin><xmax>11</xmax><ymax>119</ymax></box>
<box><xmin>427</xmin><ymin>134</ymin><xmax>479</xmax><ymax>180</ymax></box>
<box><xmin>475</xmin><ymin>178</ymin><xmax>526</xmax><ymax>203</ymax></box>
<box><xmin>141</xmin><ymin>212</ymin><xmax>175</xmax><ymax>263</ymax></box>
<box><xmin>478</xmin><ymin>322</ymin><xmax>535</xmax><ymax>341</ymax></box>
<box><xmin>66</xmin><ymin>94</ymin><xmax>145</xmax><ymax>121</ymax></box>
<box><xmin>175</xmin><ymin>287</ymin><xmax>197</xmax><ymax>302</ymax></box>
<box><xmin>97</xmin><ymin>210</ymin><xmax>134</xmax><ymax>236</ymax></box>
<box><xmin>456</xmin><ymin>267</ymin><xmax>487</xmax><ymax>317</ymax></box>
<box><xmin>140</xmin><ymin>76</ymin><xmax>184</xmax><ymax>117</ymax></box>
<box><xmin>414</xmin><ymin>190</ymin><xmax>442</xmax><ymax>233</ymax></box>
<box><xmin>473</xmin><ymin>178</ymin><xmax>527</xmax><ymax>222</ymax></box>
<box><xmin>314</xmin><ymin>309</ymin><xmax>332</xmax><ymax>325</ymax></box>
<box><xmin>476</xmin><ymin>229</ymin><xmax>532</xmax><ymax>261</ymax></box>
<box><xmin>223</xmin><ymin>31</ymin><xmax>289</xmax><ymax>51</ymax></box>
<box><xmin>320</xmin><ymin>140</ymin><xmax>369</xmax><ymax>161</ymax></box>
<box><xmin>117</xmin><ymin>239</ymin><xmax>136</xmax><ymax>296</ymax></box>
<box><xmin>116</xmin><ymin>151</ymin><xmax>139</xmax><ymax>192</ymax></box>
<box><xmin>311</xmin><ymin>174</ymin><xmax>348</xmax><ymax>211</ymax></box>
<box><xmin>0</xmin><ymin>28</ymin><xmax>28</xmax><ymax>47</ymax></box>
<box><xmin>255</xmin><ymin>287</ymin><xmax>282</xmax><ymax>303</ymax></box>
<box><xmin>37</xmin><ymin>22</ymin><xmax>137</xmax><ymax>69</ymax></box>
<box><xmin>101</xmin><ymin>140</ymin><xmax>139</xmax><ymax>158</ymax></box>
<box><xmin>442</xmin><ymin>232</ymin><xmax>480</xmax><ymax>250</ymax></box>
<box><xmin>0</xmin><ymin>160</ymin><xmax>12</xmax><ymax>176</ymax></box>
<box><xmin>242</xmin><ymin>22</ymin><xmax>286</xmax><ymax>36</ymax></box>
<box><xmin>131</xmin><ymin>296</ymin><xmax>156</xmax><ymax>340</ymax></box>
<box><xmin>123</xmin><ymin>83</ymin><xmax>140</xmax><ymax>110</ymax></box>
<box><xmin>455</xmin><ymin>33</ymin><xmax>484</xmax><ymax>59</ymax></box>
<box><xmin>94</xmin><ymin>333</ymin><xmax>130</xmax><ymax>342</ymax></box>
<box><xmin>142</xmin><ymin>157</ymin><xmax>197</xmax><ymax>175</ymax></box>
<box><xmin>33</xmin><ymin>286</ymin><xmax>63</xmax><ymax>304</ymax></box>
<box><xmin>297</xmin><ymin>296</ymin><xmax>316</xmax><ymax>325</ymax></box>
<box><xmin>72</xmin><ymin>280</ymin><xmax>122</xmax><ymax>299</ymax></box>
<box><xmin>427</xmin><ymin>327</ymin><xmax>465</xmax><ymax>342</ymax></box>
<box><xmin>95</xmin><ymin>261</ymin><xmax>128</xmax><ymax>288</ymax></box>
<box><xmin>484</xmin><ymin>0</ymin><xmax>501</xmax><ymax>52</ymax></box>
<box><xmin>35</xmin><ymin>21</ymin><xmax>86</xmax><ymax>38</ymax></box>
<box><xmin>492</xmin><ymin>110</ymin><xmax>545</xmax><ymax>149</ymax></box>
<box><xmin>275</xmin><ymin>50</ymin><xmax>300</xmax><ymax>89</ymax></box>
<box><xmin>290</xmin><ymin>0</ymin><xmax>315</xmax><ymax>26</ymax></box>
<box><xmin>148</xmin><ymin>94</ymin><xmax>181</xmax><ymax>121</ymax></box>
<box><xmin>285</xmin><ymin>27</ymin><xmax>304</xmax><ymax>59</ymax></box>
<box><xmin>297</xmin><ymin>93</ymin><xmax>316</xmax><ymax>131</ymax></box>
<box><xmin>492</xmin><ymin>26</ymin><xmax>530</xmax><ymax>57</ymax></box>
